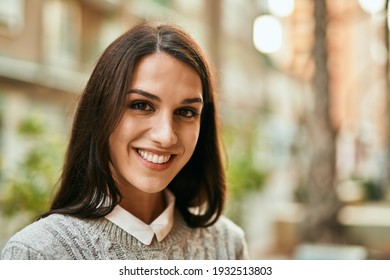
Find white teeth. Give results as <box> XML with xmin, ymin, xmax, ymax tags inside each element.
<box><xmin>138</xmin><ymin>149</ymin><xmax>171</xmax><ymax>164</ymax></box>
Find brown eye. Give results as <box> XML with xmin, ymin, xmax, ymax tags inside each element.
<box><xmin>129</xmin><ymin>101</ymin><xmax>154</xmax><ymax>111</ymax></box>
<box><xmin>175</xmin><ymin>108</ymin><xmax>198</xmax><ymax>118</ymax></box>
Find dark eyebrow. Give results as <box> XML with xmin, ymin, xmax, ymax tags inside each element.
<box><xmin>127</xmin><ymin>89</ymin><xmax>161</xmax><ymax>101</ymax></box>
<box><xmin>181</xmin><ymin>97</ymin><xmax>203</xmax><ymax>105</ymax></box>
<box><xmin>127</xmin><ymin>89</ymin><xmax>203</xmax><ymax>105</ymax></box>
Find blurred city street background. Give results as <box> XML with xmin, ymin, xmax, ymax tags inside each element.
<box><xmin>1</xmin><ymin>0</ymin><xmax>390</xmax><ymax>259</ymax></box>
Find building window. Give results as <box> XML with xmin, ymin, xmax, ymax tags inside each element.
<box><xmin>43</xmin><ymin>0</ymin><xmax>81</xmax><ymax>68</ymax></box>
<box><xmin>0</xmin><ymin>0</ymin><xmax>24</xmax><ymax>36</ymax></box>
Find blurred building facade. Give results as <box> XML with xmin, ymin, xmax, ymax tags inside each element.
<box><xmin>1</xmin><ymin>0</ymin><xmax>390</xmax><ymax>259</ymax></box>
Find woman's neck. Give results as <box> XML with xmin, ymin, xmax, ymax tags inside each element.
<box><xmin>119</xmin><ymin>190</ymin><xmax>166</xmax><ymax>224</ymax></box>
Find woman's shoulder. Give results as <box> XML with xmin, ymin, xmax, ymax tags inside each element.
<box><xmin>173</xmin><ymin>212</ymin><xmax>246</xmax><ymax>244</ymax></box>
<box><xmin>7</xmin><ymin>213</ymin><xmax>83</xmax><ymax>238</ymax></box>
<box><xmin>212</xmin><ymin>216</ymin><xmax>249</xmax><ymax>259</ymax></box>
<box><xmin>169</xmin><ymin>212</ymin><xmax>249</xmax><ymax>259</ymax></box>
<box><xmin>1</xmin><ymin>214</ymin><xmax>96</xmax><ymax>259</ymax></box>
<box><xmin>212</xmin><ymin>216</ymin><xmax>246</xmax><ymax>239</ymax></box>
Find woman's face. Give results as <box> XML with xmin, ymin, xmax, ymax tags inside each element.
<box><xmin>109</xmin><ymin>53</ymin><xmax>203</xmax><ymax>195</ymax></box>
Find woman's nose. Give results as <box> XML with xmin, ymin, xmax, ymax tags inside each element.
<box><xmin>150</xmin><ymin>113</ymin><xmax>178</xmax><ymax>147</ymax></box>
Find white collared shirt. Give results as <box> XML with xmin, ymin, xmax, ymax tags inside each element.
<box><xmin>105</xmin><ymin>190</ymin><xmax>175</xmax><ymax>245</ymax></box>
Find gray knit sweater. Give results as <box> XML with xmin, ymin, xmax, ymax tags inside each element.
<box><xmin>1</xmin><ymin>211</ymin><xmax>249</xmax><ymax>260</ymax></box>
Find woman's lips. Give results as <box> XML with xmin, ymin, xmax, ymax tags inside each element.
<box><xmin>135</xmin><ymin>148</ymin><xmax>175</xmax><ymax>170</ymax></box>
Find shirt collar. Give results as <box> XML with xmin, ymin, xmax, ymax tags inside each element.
<box><xmin>105</xmin><ymin>190</ymin><xmax>175</xmax><ymax>245</ymax></box>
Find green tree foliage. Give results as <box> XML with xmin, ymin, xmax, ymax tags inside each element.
<box><xmin>227</xmin><ymin>157</ymin><xmax>266</xmax><ymax>200</ymax></box>
<box><xmin>0</xmin><ymin>115</ymin><xmax>65</xmax><ymax>221</ymax></box>
<box><xmin>223</xmin><ymin>124</ymin><xmax>267</xmax><ymax>224</ymax></box>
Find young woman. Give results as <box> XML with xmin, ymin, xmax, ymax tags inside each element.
<box><xmin>1</xmin><ymin>21</ymin><xmax>249</xmax><ymax>260</ymax></box>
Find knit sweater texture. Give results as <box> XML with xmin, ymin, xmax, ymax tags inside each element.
<box><xmin>1</xmin><ymin>211</ymin><xmax>249</xmax><ymax>260</ymax></box>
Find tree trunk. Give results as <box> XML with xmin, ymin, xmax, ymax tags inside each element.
<box><xmin>302</xmin><ymin>0</ymin><xmax>342</xmax><ymax>243</ymax></box>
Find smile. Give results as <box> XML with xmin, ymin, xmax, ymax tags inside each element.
<box><xmin>137</xmin><ymin>149</ymin><xmax>172</xmax><ymax>164</ymax></box>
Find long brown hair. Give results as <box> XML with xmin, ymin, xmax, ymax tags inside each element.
<box><xmin>44</xmin><ymin>21</ymin><xmax>226</xmax><ymax>227</ymax></box>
